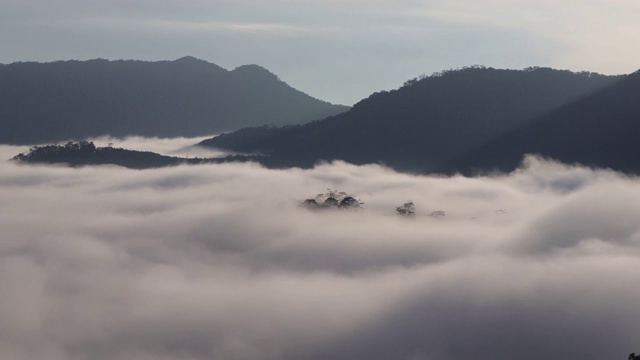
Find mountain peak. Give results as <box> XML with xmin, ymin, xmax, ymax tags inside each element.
<box><xmin>231</xmin><ymin>64</ymin><xmax>277</xmax><ymax>77</ymax></box>
<box><xmin>233</xmin><ymin>64</ymin><xmax>269</xmax><ymax>72</ymax></box>
<box><xmin>231</xmin><ymin>64</ymin><xmax>280</xmax><ymax>80</ymax></box>
<box><xmin>174</xmin><ymin>56</ymin><xmax>210</xmax><ymax>64</ymax></box>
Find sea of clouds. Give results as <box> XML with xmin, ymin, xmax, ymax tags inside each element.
<box><xmin>1</xmin><ymin>138</ymin><xmax>639</xmax><ymax>360</ymax></box>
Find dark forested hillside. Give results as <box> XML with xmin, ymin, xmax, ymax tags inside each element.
<box><xmin>11</xmin><ymin>141</ymin><xmax>260</xmax><ymax>169</ymax></box>
<box><xmin>439</xmin><ymin>70</ymin><xmax>640</xmax><ymax>175</ymax></box>
<box><xmin>0</xmin><ymin>57</ymin><xmax>349</xmax><ymax>144</ymax></box>
<box><xmin>200</xmin><ymin>66</ymin><xmax>623</xmax><ymax>172</ymax></box>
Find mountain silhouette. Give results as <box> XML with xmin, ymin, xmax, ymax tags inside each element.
<box><xmin>0</xmin><ymin>57</ymin><xmax>349</xmax><ymax>144</ymax></box>
<box><xmin>200</xmin><ymin>66</ymin><xmax>623</xmax><ymax>172</ymax></box>
<box><xmin>439</xmin><ymin>69</ymin><xmax>640</xmax><ymax>175</ymax></box>
<box><xmin>11</xmin><ymin>141</ymin><xmax>259</xmax><ymax>169</ymax></box>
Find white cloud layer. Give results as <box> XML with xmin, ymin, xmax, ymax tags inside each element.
<box><xmin>1</xmin><ymin>139</ymin><xmax>639</xmax><ymax>360</ymax></box>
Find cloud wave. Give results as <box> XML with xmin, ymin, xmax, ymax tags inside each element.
<box><xmin>1</xmin><ymin>144</ymin><xmax>639</xmax><ymax>360</ymax></box>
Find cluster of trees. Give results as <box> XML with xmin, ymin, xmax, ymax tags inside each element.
<box><xmin>301</xmin><ymin>189</ymin><xmax>363</xmax><ymax>210</ymax></box>
<box><xmin>404</xmin><ymin>65</ymin><xmax>605</xmax><ymax>87</ymax></box>
<box><xmin>395</xmin><ymin>202</ymin><xmax>446</xmax><ymax>218</ymax></box>
<box><xmin>300</xmin><ymin>193</ymin><xmax>448</xmax><ymax>218</ymax></box>
<box><xmin>13</xmin><ymin>141</ymin><xmax>98</xmax><ymax>162</ymax></box>
<box><xmin>403</xmin><ymin>65</ymin><xmax>489</xmax><ymax>86</ymax></box>
<box><xmin>395</xmin><ymin>201</ymin><xmax>415</xmax><ymax>216</ymax></box>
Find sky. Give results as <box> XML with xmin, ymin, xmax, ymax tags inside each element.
<box><xmin>2</xmin><ymin>137</ymin><xmax>640</xmax><ymax>360</ymax></box>
<box><xmin>2</xmin><ymin>0</ymin><xmax>640</xmax><ymax>105</ymax></box>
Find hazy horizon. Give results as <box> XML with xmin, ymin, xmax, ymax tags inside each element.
<box><xmin>2</xmin><ymin>0</ymin><xmax>639</xmax><ymax>105</ymax></box>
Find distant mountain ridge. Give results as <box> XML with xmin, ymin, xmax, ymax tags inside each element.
<box><xmin>439</xmin><ymin>69</ymin><xmax>640</xmax><ymax>175</ymax></box>
<box><xmin>0</xmin><ymin>57</ymin><xmax>349</xmax><ymax>144</ymax></box>
<box><xmin>200</xmin><ymin>66</ymin><xmax>624</xmax><ymax>172</ymax></box>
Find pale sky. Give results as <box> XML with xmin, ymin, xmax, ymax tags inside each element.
<box><xmin>2</xmin><ymin>0</ymin><xmax>639</xmax><ymax>105</ymax></box>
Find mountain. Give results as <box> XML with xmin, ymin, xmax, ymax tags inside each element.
<box><xmin>438</xmin><ymin>70</ymin><xmax>640</xmax><ymax>175</ymax></box>
<box><xmin>0</xmin><ymin>57</ymin><xmax>349</xmax><ymax>144</ymax></box>
<box><xmin>200</xmin><ymin>66</ymin><xmax>623</xmax><ymax>172</ymax></box>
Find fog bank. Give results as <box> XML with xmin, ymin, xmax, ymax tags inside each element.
<box><xmin>1</xmin><ymin>145</ymin><xmax>639</xmax><ymax>360</ymax></box>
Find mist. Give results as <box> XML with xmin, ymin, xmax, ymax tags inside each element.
<box><xmin>1</xmin><ymin>139</ymin><xmax>639</xmax><ymax>360</ymax></box>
